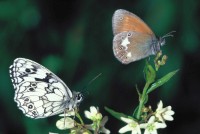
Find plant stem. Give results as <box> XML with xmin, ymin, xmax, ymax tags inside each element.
<box><xmin>76</xmin><ymin>112</ymin><xmax>84</xmax><ymax>125</ymax></box>
<box><xmin>135</xmin><ymin>82</ymin><xmax>150</xmax><ymax>120</ymax></box>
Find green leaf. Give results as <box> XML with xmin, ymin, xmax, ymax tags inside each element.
<box><xmin>105</xmin><ymin>107</ymin><xmax>128</xmax><ymax>121</ymax></box>
<box><xmin>147</xmin><ymin>69</ymin><xmax>179</xmax><ymax>94</ymax></box>
<box><xmin>144</xmin><ymin>60</ymin><xmax>156</xmax><ymax>84</ymax></box>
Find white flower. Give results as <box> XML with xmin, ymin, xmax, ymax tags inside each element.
<box><xmin>56</xmin><ymin>117</ymin><xmax>75</xmax><ymax>130</ymax></box>
<box><xmin>85</xmin><ymin>106</ymin><xmax>110</xmax><ymax>134</ymax></box>
<box><xmin>118</xmin><ymin>117</ymin><xmax>141</xmax><ymax>134</ymax></box>
<box><xmin>155</xmin><ymin>100</ymin><xmax>175</xmax><ymax>122</ymax></box>
<box><xmin>84</xmin><ymin>106</ymin><xmax>102</xmax><ymax>121</ymax></box>
<box><xmin>140</xmin><ymin>116</ymin><xmax>166</xmax><ymax>134</ymax></box>
<box><xmin>85</xmin><ymin>116</ymin><xmax>111</xmax><ymax>134</ymax></box>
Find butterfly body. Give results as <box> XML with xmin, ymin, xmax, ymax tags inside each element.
<box><xmin>112</xmin><ymin>9</ymin><xmax>167</xmax><ymax>64</ymax></box>
<box><xmin>9</xmin><ymin>58</ymin><xmax>83</xmax><ymax>119</ymax></box>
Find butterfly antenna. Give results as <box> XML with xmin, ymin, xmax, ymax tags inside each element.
<box><xmin>162</xmin><ymin>31</ymin><xmax>176</xmax><ymax>38</ymax></box>
<box><xmin>81</xmin><ymin>73</ymin><xmax>102</xmax><ymax>95</ymax></box>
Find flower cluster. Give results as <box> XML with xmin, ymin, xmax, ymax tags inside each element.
<box><xmin>119</xmin><ymin>101</ymin><xmax>174</xmax><ymax>134</ymax></box>
<box><xmin>84</xmin><ymin>106</ymin><xmax>110</xmax><ymax>134</ymax></box>
<box><xmin>53</xmin><ymin>106</ymin><xmax>110</xmax><ymax>134</ymax></box>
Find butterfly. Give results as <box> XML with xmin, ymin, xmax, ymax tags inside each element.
<box><xmin>112</xmin><ymin>9</ymin><xmax>175</xmax><ymax>64</ymax></box>
<box><xmin>9</xmin><ymin>58</ymin><xmax>83</xmax><ymax>119</ymax></box>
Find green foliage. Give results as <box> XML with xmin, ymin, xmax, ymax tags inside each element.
<box><xmin>144</xmin><ymin>60</ymin><xmax>156</xmax><ymax>84</ymax></box>
<box><xmin>105</xmin><ymin>107</ymin><xmax>128</xmax><ymax>121</ymax></box>
<box><xmin>106</xmin><ymin>53</ymin><xmax>178</xmax><ymax>128</ymax></box>
<box><xmin>147</xmin><ymin>69</ymin><xmax>178</xmax><ymax>94</ymax></box>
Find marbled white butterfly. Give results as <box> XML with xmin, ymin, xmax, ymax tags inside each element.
<box><xmin>9</xmin><ymin>58</ymin><xmax>83</xmax><ymax>119</ymax></box>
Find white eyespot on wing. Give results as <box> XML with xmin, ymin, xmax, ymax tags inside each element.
<box><xmin>113</xmin><ymin>31</ymin><xmax>156</xmax><ymax>64</ymax></box>
<box><xmin>127</xmin><ymin>52</ymin><xmax>132</xmax><ymax>58</ymax></box>
<box><xmin>121</xmin><ymin>36</ymin><xmax>130</xmax><ymax>50</ymax></box>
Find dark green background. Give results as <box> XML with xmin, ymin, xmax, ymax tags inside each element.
<box><xmin>0</xmin><ymin>0</ymin><xmax>199</xmax><ymax>134</ymax></box>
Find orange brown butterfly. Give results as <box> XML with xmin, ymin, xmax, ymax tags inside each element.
<box><xmin>112</xmin><ymin>9</ymin><xmax>175</xmax><ymax>64</ymax></box>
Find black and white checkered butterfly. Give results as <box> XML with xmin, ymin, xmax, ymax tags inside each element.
<box><xmin>9</xmin><ymin>58</ymin><xmax>83</xmax><ymax>119</ymax></box>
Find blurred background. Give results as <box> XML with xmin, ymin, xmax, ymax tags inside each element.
<box><xmin>0</xmin><ymin>0</ymin><xmax>200</xmax><ymax>134</ymax></box>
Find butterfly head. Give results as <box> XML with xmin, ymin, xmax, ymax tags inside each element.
<box><xmin>159</xmin><ymin>37</ymin><xmax>166</xmax><ymax>47</ymax></box>
<box><xmin>154</xmin><ymin>31</ymin><xmax>176</xmax><ymax>54</ymax></box>
<box><xmin>72</xmin><ymin>91</ymin><xmax>84</xmax><ymax>108</ymax></box>
<box><xmin>159</xmin><ymin>31</ymin><xmax>176</xmax><ymax>47</ymax></box>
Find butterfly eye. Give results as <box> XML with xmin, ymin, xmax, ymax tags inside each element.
<box><xmin>27</xmin><ymin>103</ymin><xmax>34</xmax><ymax>110</ymax></box>
<box><xmin>77</xmin><ymin>94</ymin><xmax>83</xmax><ymax>102</ymax></box>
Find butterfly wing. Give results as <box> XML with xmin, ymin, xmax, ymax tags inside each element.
<box><xmin>113</xmin><ymin>31</ymin><xmax>157</xmax><ymax>64</ymax></box>
<box><xmin>9</xmin><ymin>58</ymin><xmax>73</xmax><ymax>118</ymax></box>
<box><xmin>112</xmin><ymin>9</ymin><xmax>154</xmax><ymax>36</ymax></box>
